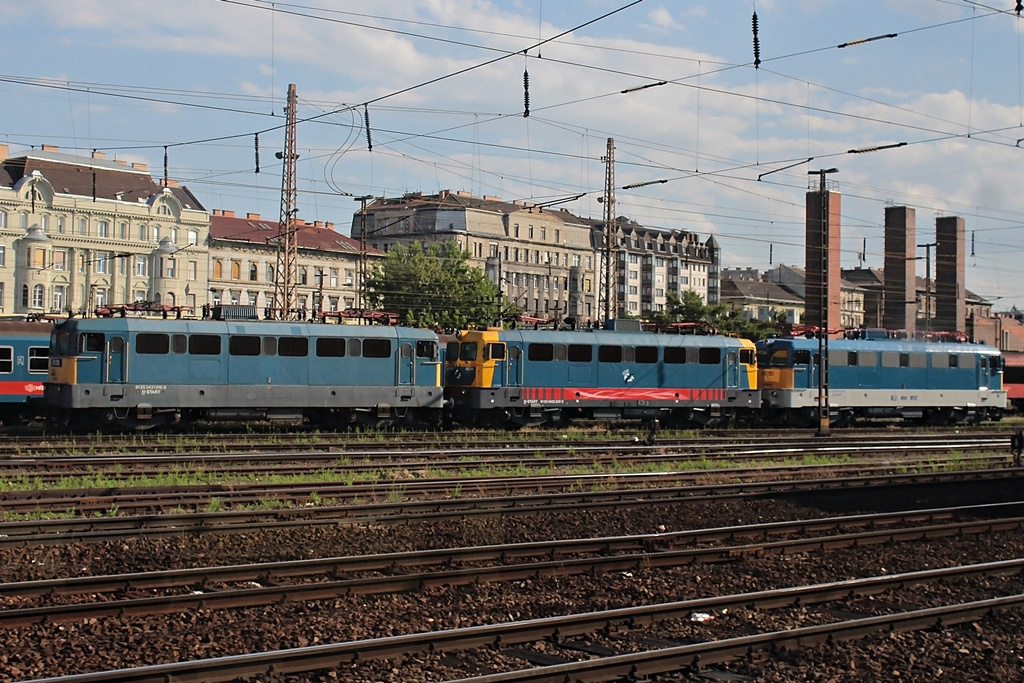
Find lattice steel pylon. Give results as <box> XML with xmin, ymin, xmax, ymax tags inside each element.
<box><xmin>272</xmin><ymin>83</ymin><xmax>299</xmax><ymax>319</ymax></box>
<box><xmin>601</xmin><ymin>137</ymin><xmax>616</xmax><ymax>322</ymax></box>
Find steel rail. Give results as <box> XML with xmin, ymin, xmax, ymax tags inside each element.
<box><xmin>2</xmin><ymin>510</ymin><xmax>1023</xmax><ymax>628</ymax></box>
<box><xmin>22</xmin><ymin>565</ymin><xmax>1024</xmax><ymax>683</ymax></box>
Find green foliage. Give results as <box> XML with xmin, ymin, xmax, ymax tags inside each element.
<box><xmin>661</xmin><ymin>290</ymin><xmax>783</xmax><ymax>341</ymax></box>
<box><xmin>364</xmin><ymin>241</ymin><xmax>503</xmax><ymax>329</ymax></box>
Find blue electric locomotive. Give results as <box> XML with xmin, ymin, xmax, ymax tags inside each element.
<box><xmin>46</xmin><ymin>317</ymin><xmax>444</xmax><ymax>430</ymax></box>
<box><xmin>445</xmin><ymin>322</ymin><xmax>759</xmax><ymax>428</ymax></box>
<box><xmin>757</xmin><ymin>334</ymin><xmax>1005</xmax><ymax>426</ymax></box>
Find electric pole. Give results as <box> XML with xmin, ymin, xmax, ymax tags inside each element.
<box><xmin>272</xmin><ymin>83</ymin><xmax>299</xmax><ymax>319</ymax></box>
<box><xmin>602</xmin><ymin>137</ymin><xmax>616</xmax><ymax>323</ymax></box>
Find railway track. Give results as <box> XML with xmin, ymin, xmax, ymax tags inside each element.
<box><xmin>1</xmin><ymin>501</ymin><xmax>1021</xmax><ymax>628</ymax></box>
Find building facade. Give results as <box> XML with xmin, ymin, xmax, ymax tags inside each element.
<box><xmin>353</xmin><ymin>190</ymin><xmax>716</xmax><ymax>325</ymax></box>
<box><xmin>0</xmin><ymin>145</ymin><xmax>209</xmax><ymax>315</ymax></box>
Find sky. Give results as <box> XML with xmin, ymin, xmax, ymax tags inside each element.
<box><xmin>3</xmin><ymin>0</ymin><xmax>1024</xmax><ymax>311</ymax></box>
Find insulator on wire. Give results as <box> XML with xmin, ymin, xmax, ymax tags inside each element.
<box><xmin>752</xmin><ymin>12</ymin><xmax>761</xmax><ymax>69</ymax></box>
<box><xmin>364</xmin><ymin>105</ymin><xmax>372</xmax><ymax>152</ymax></box>
<box><xmin>163</xmin><ymin>146</ymin><xmax>169</xmax><ymax>187</ymax></box>
<box><xmin>523</xmin><ymin>69</ymin><xmax>531</xmax><ymax>118</ymax></box>
<box><xmin>1017</xmin><ymin>1</ymin><xmax>1023</xmax><ymax>16</ymax></box>
<box><xmin>254</xmin><ymin>133</ymin><xmax>260</xmax><ymax>174</ymax></box>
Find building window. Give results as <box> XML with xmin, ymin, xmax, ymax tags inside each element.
<box><xmin>345</xmin><ymin>269</ymin><xmax>353</xmax><ymax>285</ymax></box>
<box><xmin>299</xmin><ymin>268</ymin><xmax>307</xmax><ymax>285</ymax></box>
<box><xmin>118</xmin><ymin>256</ymin><xmax>127</xmax><ymax>276</ymax></box>
<box><xmin>231</xmin><ymin>261</ymin><xmax>241</xmax><ymax>280</ymax></box>
<box><xmin>188</xmin><ymin>261</ymin><xmax>197</xmax><ymax>281</ymax></box>
<box><xmin>162</xmin><ymin>258</ymin><xmax>176</xmax><ymax>278</ymax></box>
<box><xmin>95</xmin><ymin>252</ymin><xmax>109</xmax><ymax>274</ymax></box>
<box><xmin>330</xmin><ymin>269</ymin><xmax>338</xmax><ymax>287</ymax></box>
<box><xmin>0</xmin><ymin>212</ymin><xmax>5</xmax><ymax>228</ymax></box>
<box><xmin>119</xmin><ymin>222</ymin><xmax>128</xmax><ymax>239</ymax></box>
<box><xmin>32</xmin><ymin>284</ymin><xmax>44</xmax><ymax>309</ymax></box>
<box><xmin>136</xmin><ymin>257</ymin><xmax>148</xmax><ymax>277</ymax></box>
<box><xmin>21</xmin><ymin>285</ymin><xmax>28</xmax><ymax>307</ymax></box>
<box><xmin>20</xmin><ymin>213</ymin><xmax>29</xmax><ymax>229</ymax></box>
<box><xmin>213</xmin><ymin>261</ymin><xmax>223</xmax><ymax>279</ymax></box>
<box><xmin>0</xmin><ymin>246</ymin><xmax>5</xmax><ymax>268</ymax></box>
<box><xmin>32</xmin><ymin>248</ymin><xmax>45</xmax><ymax>268</ymax></box>
<box><xmin>139</xmin><ymin>224</ymin><xmax>148</xmax><ymax>241</ymax></box>
<box><xmin>170</xmin><ymin>228</ymin><xmax>178</xmax><ymax>244</ymax></box>
<box><xmin>266</xmin><ymin>265</ymin><xmax>275</xmax><ymax>282</ymax></box>
<box><xmin>41</xmin><ymin>215</ymin><xmax>50</xmax><ymax>232</ymax></box>
<box><xmin>98</xmin><ymin>221</ymin><xmax>109</xmax><ymax>238</ymax></box>
<box><xmin>541</xmin><ymin>227</ymin><xmax>547</xmax><ymax>241</ymax></box>
<box><xmin>52</xmin><ymin>285</ymin><xmax>65</xmax><ymax>312</ymax></box>
<box><xmin>249</xmin><ymin>264</ymin><xmax>258</xmax><ymax>281</ymax></box>
<box><xmin>93</xmin><ymin>288</ymin><xmax>105</xmax><ymax>308</ymax></box>
<box><xmin>152</xmin><ymin>225</ymin><xmax>160</xmax><ymax>242</ymax></box>
<box><xmin>134</xmin><ymin>289</ymin><xmax>146</xmax><ymax>302</ymax></box>
<box><xmin>188</xmin><ymin>230</ymin><xmax>199</xmax><ymax>246</ymax></box>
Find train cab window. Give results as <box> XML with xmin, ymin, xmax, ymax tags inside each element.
<box><xmin>28</xmin><ymin>347</ymin><xmax>48</xmax><ymax>373</ymax></box>
<box><xmin>401</xmin><ymin>343</ymin><xmax>412</xmax><ymax>359</ymax></box>
<box><xmin>279</xmin><ymin>337</ymin><xmax>308</xmax><ymax>357</ymax></box>
<box><xmin>0</xmin><ymin>348</ymin><xmax>12</xmax><ymax>373</ymax></box>
<box><xmin>110</xmin><ymin>337</ymin><xmax>124</xmax><ymax>354</ymax></box>
<box><xmin>567</xmin><ymin>344</ymin><xmax>592</xmax><ymax>362</ymax></box>
<box><xmin>137</xmin><ymin>333</ymin><xmax>169</xmax><ymax>355</ymax></box>
<box><xmin>363</xmin><ymin>338</ymin><xmax>391</xmax><ymax>358</ymax></box>
<box><xmin>348</xmin><ymin>339</ymin><xmax>361</xmax><ymax>357</ymax></box>
<box><xmin>554</xmin><ymin>344</ymin><xmax>567</xmax><ymax>362</ymax></box>
<box><xmin>858</xmin><ymin>351</ymin><xmax>876</xmax><ymax>367</ymax></box>
<box><xmin>910</xmin><ymin>353</ymin><xmax>927</xmax><ymax>368</ymax></box>
<box><xmin>698</xmin><ymin>347</ymin><xmax>721</xmax><ymax>364</ymax></box>
<box><xmin>171</xmin><ymin>334</ymin><xmax>187</xmax><ymax>354</ymax></box>
<box><xmin>417</xmin><ymin>340</ymin><xmax>438</xmax><ymax>360</ymax></box>
<box><xmin>81</xmin><ymin>333</ymin><xmax>104</xmax><ymax>353</ymax></box>
<box><xmin>980</xmin><ymin>356</ymin><xmax>988</xmax><ymax>369</ymax></box>
<box><xmin>55</xmin><ymin>332</ymin><xmax>72</xmax><ymax>355</ymax></box>
<box><xmin>958</xmin><ymin>353</ymin><xmax>974</xmax><ymax>369</ymax></box>
<box><xmin>508</xmin><ymin>346</ymin><xmax>521</xmax><ymax>361</ymax></box>
<box><xmin>739</xmin><ymin>348</ymin><xmax>755</xmax><ymax>366</ymax></box>
<box><xmin>188</xmin><ymin>334</ymin><xmax>221</xmax><ymax>355</ymax></box>
<box><xmin>991</xmin><ymin>356</ymin><xmax>1002</xmax><ymax>370</ymax></box>
<box><xmin>444</xmin><ymin>341</ymin><xmax>459</xmax><ymax>362</ymax></box>
<box><xmin>598</xmin><ymin>345</ymin><xmax>622</xmax><ymax>363</ymax></box>
<box><xmin>458</xmin><ymin>342</ymin><xmax>477</xmax><ymax>361</ymax></box>
<box><xmin>484</xmin><ymin>343</ymin><xmax>505</xmax><ymax>361</ymax></box>
<box><xmin>528</xmin><ymin>343</ymin><xmax>554</xmax><ymax>361</ymax></box>
<box><xmin>768</xmin><ymin>349</ymin><xmax>788</xmax><ymax>367</ymax></box>
<box><xmin>622</xmin><ymin>346</ymin><xmax>635</xmax><ymax>363</ymax></box>
<box><xmin>263</xmin><ymin>337</ymin><xmax>277</xmax><ymax>356</ymax></box>
<box><xmin>229</xmin><ymin>336</ymin><xmax>261</xmax><ymax>356</ymax></box>
<box><xmin>793</xmin><ymin>350</ymin><xmax>811</xmax><ymax>365</ymax></box>
<box><xmin>317</xmin><ymin>337</ymin><xmax>346</xmax><ymax>357</ymax></box>
<box><xmin>636</xmin><ymin>346</ymin><xmax>657</xmax><ymax>364</ymax></box>
<box><xmin>665</xmin><ymin>347</ymin><xmax>687</xmax><ymax>364</ymax></box>
<box><xmin>881</xmin><ymin>352</ymin><xmax>900</xmax><ymax>368</ymax></box>
<box><xmin>847</xmin><ymin>351</ymin><xmax>858</xmax><ymax>366</ymax></box>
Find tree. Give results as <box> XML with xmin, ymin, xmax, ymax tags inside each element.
<box><xmin>663</xmin><ymin>290</ymin><xmax>782</xmax><ymax>340</ymax></box>
<box><xmin>364</xmin><ymin>241</ymin><xmax>503</xmax><ymax>329</ymax></box>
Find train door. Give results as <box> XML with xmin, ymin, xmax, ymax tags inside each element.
<box><xmin>978</xmin><ymin>354</ymin><xmax>990</xmax><ymax>390</ymax></box>
<box><xmin>107</xmin><ymin>335</ymin><xmax>127</xmax><ymax>384</ymax></box>
<box><xmin>727</xmin><ymin>350</ymin><xmax>739</xmax><ymax>387</ymax></box>
<box><xmin>399</xmin><ymin>342</ymin><xmax>414</xmax><ymax>385</ymax></box>
<box><xmin>796</xmin><ymin>349</ymin><xmax>814</xmax><ymax>390</ymax></box>
<box><xmin>506</xmin><ymin>344</ymin><xmax>523</xmax><ymax>387</ymax></box>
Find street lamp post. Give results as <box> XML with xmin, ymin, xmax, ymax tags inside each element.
<box><xmin>808</xmin><ymin>168</ymin><xmax>838</xmax><ymax>437</ymax></box>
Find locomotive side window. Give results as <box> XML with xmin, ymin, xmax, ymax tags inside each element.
<box><xmin>991</xmin><ymin>355</ymin><xmax>1002</xmax><ymax>370</ymax></box>
<box><xmin>137</xmin><ymin>333</ymin><xmax>169</xmax><ymax>355</ymax></box>
<box><xmin>263</xmin><ymin>337</ymin><xmax>277</xmax><ymax>356</ymax></box>
<box><xmin>768</xmin><ymin>349</ymin><xmax>788</xmax><ymax>366</ymax></box>
<box><xmin>698</xmin><ymin>347</ymin><xmax>721</xmax><ymax>364</ymax></box>
<box><xmin>567</xmin><ymin>344</ymin><xmax>592</xmax><ymax>362</ymax></box>
<box><xmin>554</xmin><ymin>344</ymin><xmax>567</xmax><ymax>362</ymax></box>
<box><xmin>229</xmin><ymin>336</ymin><xmax>261</xmax><ymax>356</ymax></box>
<box><xmin>622</xmin><ymin>346</ymin><xmax>635</xmax><ymax>363</ymax></box>
<box><xmin>664</xmin><ymin>347</ymin><xmax>687</xmax><ymax>364</ymax></box>
<box><xmin>829</xmin><ymin>350</ymin><xmax>847</xmax><ymax>366</ymax></box>
<box><xmin>899</xmin><ymin>353</ymin><xmax>910</xmax><ymax>367</ymax></box>
<box><xmin>881</xmin><ymin>352</ymin><xmax>900</xmax><ymax>368</ymax></box>
<box><xmin>279</xmin><ymin>337</ymin><xmax>308</xmax><ymax>357</ymax></box>
<box><xmin>858</xmin><ymin>351</ymin><xmax>876</xmax><ymax>367</ymax></box>
<box><xmin>598</xmin><ymin>345</ymin><xmax>622</xmax><ymax>363</ymax></box>
<box><xmin>484</xmin><ymin>343</ymin><xmax>505</xmax><ymax>361</ymax></box>
<box><xmin>910</xmin><ymin>353</ymin><xmax>927</xmax><ymax>368</ymax></box>
<box><xmin>958</xmin><ymin>353</ymin><xmax>974</xmax><ymax>369</ymax></box>
<box><xmin>363</xmin><ymin>338</ymin><xmax>391</xmax><ymax>358</ymax></box>
<box><xmin>793</xmin><ymin>350</ymin><xmax>811</xmax><ymax>365</ymax></box>
<box><xmin>0</xmin><ymin>347</ymin><xmax>12</xmax><ymax>373</ymax></box>
<box><xmin>636</xmin><ymin>346</ymin><xmax>657</xmax><ymax>364</ymax></box>
<box><xmin>400</xmin><ymin>343</ymin><xmax>412</xmax><ymax>359</ymax></box>
<box><xmin>739</xmin><ymin>348</ymin><xmax>755</xmax><ymax>365</ymax></box>
<box><xmin>28</xmin><ymin>347</ymin><xmax>48</xmax><ymax>373</ymax></box>
<box><xmin>980</xmin><ymin>356</ymin><xmax>988</xmax><ymax>369</ymax></box>
<box><xmin>171</xmin><ymin>334</ymin><xmax>187</xmax><ymax>354</ymax></box>
<box><xmin>508</xmin><ymin>346</ymin><xmax>521</xmax><ymax>361</ymax></box>
<box><xmin>528</xmin><ymin>343</ymin><xmax>554</xmax><ymax>361</ymax></box>
<box><xmin>189</xmin><ymin>334</ymin><xmax>221</xmax><ymax>355</ymax></box>
<box><xmin>417</xmin><ymin>340</ymin><xmax>438</xmax><ymax>360</ymax></box>
<box><xmin>316</xmin><ymin>337</ymin><xmax>346</xmax><ymax>357</ymax></box>
<box><xmin>82</xmin><ymin>333</ymin><xmax>105</xmax><ymax>353</ymax></box>
<box><xmin>445</xmin><ymin>341</ymin><xmax>459</xmax><ymax>361</ymax></box>
<box><xmin>348</xmin><ymin>339</ymin><xmax>361</xmax><ymax>357</ymax></box>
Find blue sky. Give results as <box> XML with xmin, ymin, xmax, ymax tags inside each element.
<box><xmin>3</xmin><ymin>1</ymin><xmax>1024</xmax><ymax>311</ymax></box>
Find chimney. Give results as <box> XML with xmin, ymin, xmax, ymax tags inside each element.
<box><xmin>41</xmin><ymin>144</ymin><xmax>60</xmax><ymax>152</ymax></box>
<box><xmin>163</xmin><ymin>178</ymin><xmax>179</xmax><ymax>188</ymax></box>
<box><xmin>246</xmin><ymin>213</ymin><xmax>260</xmax><ymax>220</ymax></box>
<box><xmin>222</xmin><ymin>210</ymin><xmax>235</xmax><ymax>217</ymax></box>
<box><xmin>131</xmin><ymin>162</ymin><xmax>148</xmax><ymax>172</ymax></box>
<box><xmin>92</xmin><ymin>150</ymin><xmax>106</xmax><ymax>159</ymax></box>
<box><xmin>0</xmin><ymin>144</ymin><xmax>7</xmax><ymax>161</ymax></box>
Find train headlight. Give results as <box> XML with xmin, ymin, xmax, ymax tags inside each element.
<box><xmin>51</xmin><ymin>359</ymin><xmax>62</xmax><ymax>368</ymax></box>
